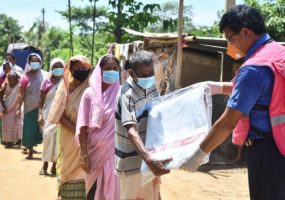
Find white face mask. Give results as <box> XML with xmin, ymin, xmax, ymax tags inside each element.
<box><xmin>30</xmin><ymin>62</ymin><xmax>41</xmax><ymax>70</ymax></box>
<box><xmin>137</xmin><ymin>76</ymin><xmax>155</xmax><ymax>89</ymax></box>
<box><xmin>102</xmin><ymin>70</ymin><xmax>119</xmax><ymax>84</ymax></box>
<box><xmin>52</xmin><ymin>68</ymin><xmax>64</xmax><ymax>76</ymax></box>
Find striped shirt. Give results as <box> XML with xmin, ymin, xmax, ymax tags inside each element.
<box><xmin>115</xmin><ymin>77</ymin><xmax>158</xmax><ymax>175</ymax></box>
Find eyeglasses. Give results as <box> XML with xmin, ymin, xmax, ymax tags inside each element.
<box><xmin>226</xmin><ymin>32</ymin><xmax>238</xmax><ymax>44</ymax></box>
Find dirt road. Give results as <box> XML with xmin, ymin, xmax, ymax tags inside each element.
<box><xmin>0</xmin><ymin>144</ymin><xmax>249</xmax><ymax>200</ymax></box>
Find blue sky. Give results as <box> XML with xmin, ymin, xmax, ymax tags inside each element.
<box><xmin>0</xmin><ymin>0</ymin><xmax>244</xmax><ymax>31</ymax></box>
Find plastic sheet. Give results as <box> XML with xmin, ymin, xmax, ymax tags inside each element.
<box><xmin>141</xmin><ymin>84</ymin><xmax>212</xmax><ymax>185</ymax></box>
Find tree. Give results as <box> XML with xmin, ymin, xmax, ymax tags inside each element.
<box><xmin>244</xmin><ymin>0</ymin><xmax>285</xmax><ymax>41</ymax></box>
<box><xmin>59</xmin><ymin>4</ymin><xmax>108</xmax><ymax>33</ymax></box>
<box><xmin>60</xmin><ymin>1</ymin><xmax>161</xmax><ymax>43</ymax></box>
<box><xmin>0</xmin><ymin>14</ymin><xmax>23</xmax><ymax>57</ymax></box>
<box><xmin>42</xmin><ymin>27</ymin><xmax>70</xmax><ymax>68</ymax></box>
<box><xmin>58</xmin><ymin>0</ymin><xmax>161</xmax><ymax>61</ymax></box>
<box><xmin>191</xmin><ymin>10</ymin><xmax>223</xmax><ymax>37</ymax></box>
<box><xmin>107</xmin><ymin>0</ymin><xmax>161</xmax><ymax>43</ymax></box>
<box><xmin>59</xmin><ymin>3</ymin><xmax>108</xmax><ymax>64</ymax></box>
<box><xmin>23</xmin><ymin>19</ymin><xmax>45</xmax><ymax>48</ymax></box>
<box><xmin>148</xmin><ymin>1</ymin><xmax>194</xmax><ymax>33</ymax></box>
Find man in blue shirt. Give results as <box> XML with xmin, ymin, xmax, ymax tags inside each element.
<box><xmin>185</xmin><ymin>5</ymin><xmax>285</xmax><ymax>200</ymax></box>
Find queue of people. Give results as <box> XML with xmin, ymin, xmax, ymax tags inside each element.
<box><xmin>1</xmin><ymin>4</ymin><xmax>285</xmax><ymax>200</ymax></box>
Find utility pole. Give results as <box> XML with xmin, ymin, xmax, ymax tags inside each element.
<box><xmin>41</xmin><ymin>8</ymin><xmax>46</xmax><ymax>55</ymax></box>
<box><xmin>68</xmin><ymin>0</ymin><xmax>74</xmax><ymax>56</ymax></box>
<box><xmin>41</xmin><ymin>8</ymin><xmax>45</xmax><ymax>32</ymax></box>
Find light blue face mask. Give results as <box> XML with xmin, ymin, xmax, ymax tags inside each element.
<box><xmin>102</xmin><ymin>70</ymin><xmax>119</xmax><ymax>84</ymax></box>
<box><xmin>137</xmin><ymin>76</ymin><xmax>155</xmax><ymax>89</ymax></box>
<box><xmin>30</xmin><ymin>62</ymin><xmax>41</xmax><ymax>70</ymax></box>
<box><xmin>52</xmin><ymin>68</ymin><xmax>64</xmax><ymax>76</ymax></box>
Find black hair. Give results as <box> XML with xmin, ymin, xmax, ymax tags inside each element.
<box><xmin>219</xmin><ymin>5</ymin><xmax>266</xmax><ymax>35</ymax></box>
<box><xmin>28</xmin><ymin>54</ymin><xmax>41</xmax><ymax>62</ymax></box>
<box><xmin>129</xmin><ymin>50</ymin><xmax>153</xmax><ymax>71</ymax></box>
<box><xmin>124</xmin><ymin>60</ymin><xmax>130</xmax><ymax>70</ymax></box>
<box><xmin>99</xmin><ymin>55</ymin><xmax>120</xmax><ymax>68</ymax></box>
<box><xmin>70</xmin><ymin>60</ymin><xmax>81</xmax><ymax>71</ymax></box>
<box><xmin>5</xmin><ymin>53</ymin><xmax>15</xmax><ymax>60</ymax></box>
<box><xmin>3</xmin><ymin>62</ymin><xmax>11</xmax><ymax>69</ymax></box>
<box><xmin>7</xmin><ymin>71</ymin><xmax>19</xmax><ymax>80</ymax></box>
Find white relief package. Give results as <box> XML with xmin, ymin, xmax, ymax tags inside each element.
<box><xmin>141</xmin><ymin>84</ymin><xmax>212</xmax><ymax>185</ymax></box>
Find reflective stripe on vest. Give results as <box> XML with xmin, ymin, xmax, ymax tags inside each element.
<box><xmin>271</xmin><ymin>114</ymin><xmax>285</xmax><ymax>126</ymax></box>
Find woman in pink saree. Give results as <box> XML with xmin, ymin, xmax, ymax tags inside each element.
<box><xmin>76</xmin><ymin>55</ymin><xmax>121</xmax><ymax>200</ymax></box>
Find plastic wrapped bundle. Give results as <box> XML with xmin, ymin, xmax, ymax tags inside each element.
<box><xmin>141</xmin><ymin>84</ymin><xmax>212</xmax><ymax>185</ymax></box>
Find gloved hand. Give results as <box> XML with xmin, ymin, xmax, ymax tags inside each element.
<box><xmin>205</xmin><ymin>81</ymin><xmax>224</xmax><ymax>95</ymax></box>
<box><xmin>181</xmin><ymin>146</ymin><xmax>208</xmax><ymax>172</ymax></box>
<box><xmin>191</xmin><ymin>81</ymin><xmax>223</xmax><ymax>95</ymax></box>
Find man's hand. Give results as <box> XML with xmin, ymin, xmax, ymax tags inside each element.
<box><xmin>80</xmin><ymin>154</ymin><xmax>90</xmax><ymax>174</ymax></box>
<box><xmin>125</xmin><ymin>124</ymin><xmax>172</xmax><ymax>176</ymax></box>
<box><xmin>38</xmin><ymin>114</ymin><xmax>44</xmax><ymax>128</ymax></box>
<box><xmin>145</xmin><ymin>155</ymin><xmax>172</xmax><ymax>176</ymax></box>
<box><xmin>15</xmin><ymin>109</ymin><xmax>21</xmax><ymax>118</ymax></box>
<box><xmin>3</xmin><ymin>109</ymin><xmax>7</xmax><ymax>115</ymax></box>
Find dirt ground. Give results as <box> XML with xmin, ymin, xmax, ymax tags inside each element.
<box><xmin>0</xmin><ymin>144</ymin><xmax>249</xmax><ymax>200</ymax></box>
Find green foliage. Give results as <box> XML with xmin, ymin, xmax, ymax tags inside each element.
<box><xmin>244</xmin><ymin>0</ymin><xmax>285</xmax><ymax>41</ymax></box>
<box><xmin>191</xmin><ymin>10</ymin><xmax>223</xmax><ymax>37</ymax></box>
<box><xmin>22</xmin><ymin>19</ymin><xmax>47</xmax><ymax>58</ymax></box>
<box><xmin>147</xmin><ymin>1</ymin><xmax>193</xmax><ymax>33</ymax></box>
<box><xmin>0</xmin><ymin>14</ymin><xmax>23</xmax><ymax>59</ymax></box>
<box><xmin>57</xmin><ymin>0</ymin><xmax>162</xmax><ymax>62</ymax></box>
<box><xmin>107</xmin><ymin>0</ymin><xmax>161</xmax><ymax>42</ymax></box>
<box><xmin>58</xmin><ymin>5</ymin><xmax>108</xmax><ymax>33</ymax></box>
<box><xmin>42</xmin><ymin>27</ymin><xmax>70</xmax><ymax>68</ymax></box>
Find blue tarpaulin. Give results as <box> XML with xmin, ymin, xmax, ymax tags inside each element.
<box><xmin>13</xmin><ymin>48</ymin><xmax>42</xmax><ymax>69</ymax></box>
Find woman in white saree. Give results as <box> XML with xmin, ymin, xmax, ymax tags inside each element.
<box><xmin>38</xmin><ymin>58</ymin><xmax>65</xmax><ymax>176</ymax></box>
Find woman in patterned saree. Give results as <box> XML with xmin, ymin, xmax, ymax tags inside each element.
<box><xmin>48</xmin><ymin>55</ymin><xmax>92</xmax><ymax>200</ymax></box>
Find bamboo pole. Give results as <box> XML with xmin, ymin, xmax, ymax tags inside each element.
<box><xmin>175</xmin><ymin>0</ymin><xmax>184</xmax><ymax>89</ymax></box>
<box><xmin>68</xmin><ymin>0</ymin><xmax>74</xmax><ymax>56</ymax></box>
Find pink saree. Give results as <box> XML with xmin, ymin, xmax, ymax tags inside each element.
<box><xmin>76</xmin><ymin>55</ymin><xmax>120</xmax><ymax>200</ymax></box>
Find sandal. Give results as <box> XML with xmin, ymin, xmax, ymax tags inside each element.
<box><xmin>25</xmin><ymin>155</ymin><xmax>33</xmax><ymax>160</ymax></box>
<box><xmin>33</xmin><ymin>150</ymin><xmax>39</xmax><ymax>154</ymax></box>
<box><xmin>39</xmin><ymin>168</ymin><xmax>47</xmax><ymax>175</ymax></box>
<box><xmin>51</xmin><ymin>168</ymin><xmax>56</xmax><ymax>176</ymax></box>
<box><xmin>21</xmin><ymin>149</ymin><xmax>28</xmax><ymax>154</ymax></box>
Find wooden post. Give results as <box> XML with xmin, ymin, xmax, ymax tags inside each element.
<box><xmin>175</xmin><ymin>0</ymin><xmax>184</xmax><ymax>89</ymax></box>
<box><xmin>225</xmin><ymin>0</ymin><xmax>236</xmax><ymax>12</ymax></box>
